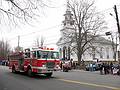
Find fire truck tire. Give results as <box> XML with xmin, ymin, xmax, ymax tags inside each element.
<box><xmin>45</xmin><ymin>73</ymin><xmax>52</xmax><ymax>77</ymax></box>
<box><xmin>12</xmin><ymin>66</ymin><xmax>16</xmax><ymax>73</ymax></box>
<box><xmin>27</xmin><ymin>68</ymin><xmax>33</xmax><ymax>77</ymax></box>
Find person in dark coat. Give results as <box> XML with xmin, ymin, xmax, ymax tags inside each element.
<box><xmin>72</xmin><ymin>62</ymin><xmax>76</xmax><ymax>69</ymax></box>
<box><xmin>99</xmin><ymin>63</ymin><xmax>103</xmax><ymax>75</ymax></box>
<box><xmin>117</xmin><ymin>64</ymin><xmax>120</xmax><ymax>75</ymax></box>
<box><xmin>105</xmin><ymin>63</ymin><xmax>109</xmax><ymax>74</ymax></box>
<box><xmin>60</xmin><ymin>61</ymin><xmax>63</xmax><ymax>70</ymax></box>
<box><xmin>103</xmin><ymin>63</ymin><xmax>107</xmax><ymax>75</ymax></box>
<box><xmin>110</xmin><ymin>62</ymin><xmax>113</xmax><ymax>74</ymax></box>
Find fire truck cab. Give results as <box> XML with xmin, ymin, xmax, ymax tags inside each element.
<box><xmin>8</xmin><ymin>47</ymin><xmax>60</xmax><ymax>77</ymax></box>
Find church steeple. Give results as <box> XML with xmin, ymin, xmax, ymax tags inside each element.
<box><xmin>66</xmin><ymin>0</ymin><xmax>70</xmax><ymax>11</ymax></box>
<box><xmin>63</xmin><ymin>0</ymin><xmax>74</xmax><ymax>26</ymax></box>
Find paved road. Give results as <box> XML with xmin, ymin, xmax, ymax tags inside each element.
<box><xmin>0</xmin><ymin>66</ymin><xmax>120</xmax><ymax>90</ymax></box>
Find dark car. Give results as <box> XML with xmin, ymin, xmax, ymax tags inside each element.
<box><xmin>113</xmin><ymin>64</ymin><xmax>119</xmax><ymax>69</ymax></box>
<box><xmin>1</xmin><ymin>60</ymin><xmax>8</xmax><ymax>66</ymax></box>
<box><xmin>1</xmin><ymin>60</ymin><xmax>6</xmax><ymax>65</ymax></box>
<box><xmin>85</xmin><ymin>63</ymin><xmax>100</xmax><ymax>71</ymax></box>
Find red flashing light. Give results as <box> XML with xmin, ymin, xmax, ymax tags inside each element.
<box><xmin>39</xmin><ymin>47</ymin><xmax>54</xmax><ymax>50</ymax></box>
<box><xmin>50</xmin><ymin>48</ymin><xmax>54</xmax><ymax>50</ymax></box>
<box><xmin>39</xmin><ymin>47</ymin><xmax>43</xmax><ymax>49</ymax></box>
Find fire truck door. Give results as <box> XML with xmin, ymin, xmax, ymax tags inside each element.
<box><xmin>19</xmin><ymin>58</ymin><xmax>24</xmax><ymax>70</ymax></box>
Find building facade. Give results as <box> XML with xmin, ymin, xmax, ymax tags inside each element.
<box><xmin>57</xmin><ymin>3</ymin><xmax>118</xmax><ymax>62</ymax></box>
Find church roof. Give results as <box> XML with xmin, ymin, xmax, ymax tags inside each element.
<box><xmin>56</xmin><ymin>35</ymin><xmax>113</xmax><ymax>46</ymax></box>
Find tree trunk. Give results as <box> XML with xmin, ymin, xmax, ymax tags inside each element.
<box><xmin>77</xmin><ymin>51</ymin><xmax>83</xmax><ymax>69</ymax></box>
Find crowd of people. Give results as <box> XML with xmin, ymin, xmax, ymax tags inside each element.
<box><xmin>99</xmin><ymin>62</ymin><xmax>120</xmax><ymax>75</ymax></box>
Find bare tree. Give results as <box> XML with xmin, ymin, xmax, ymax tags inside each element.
<box><xmin>0</xmin><ymin>40</ymin><xmax>11</xmax><ymax>60</ymax></box>
<box><xmin>65</xmin><ymin>0</ymin><xmax>106</xmax><ymax>68</ymax></box>
<box><xmin>40</xmin><ymin>36</ymin><xmax>44</xmax><ymax>48</ymax></box>
<box><xmin>34</xmin><ymin>36</ymin><xmax>45</xmax><ymax>47</ymax></box>
<box><xmin>35</xmin><ymin>37</ymin><xmax>40</xmax><ymax>47</ymax></box>
<box><xmin>0</xmin><ymin>0</ymin><xmax>50</xmax><ymax>26</ymax></box>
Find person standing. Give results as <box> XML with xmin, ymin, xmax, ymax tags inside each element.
<box><xmin>110</xmin><ymin>62</ymin><xmax>113</xmax><ymax>74</ymax></box>
<box><xmin>103</xmin><ymin>63</ymin><xmax>107</xmax><ymax>75</ymax></box>
<box><xmin>73</xmin><ymin>62</ymin><xmax>76</xmax><ymax>69</ymax></box>
<box><xmin>60</xmin><ymin>61</ymin><xmax>63</xmax><ymax>70</ymax></box>
<box><xmin>117</xmin><ymin>64</ymin><xmax>120</xmax><ymax>75</ymax></box>
<box><xmin>89</xmin><ymin>63</ymin><xmax>93</xmax><ymax>72</ymax></box>
<box><xmin>99</xmin><ymin>63</ymin><xmax>103</xmax><ymax>75</ymax></box>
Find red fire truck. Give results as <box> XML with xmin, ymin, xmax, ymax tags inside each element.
<box><xmin>8</xmin><ymin>47</ymin><xmax>60</xmax><ymax>77</ymax></box>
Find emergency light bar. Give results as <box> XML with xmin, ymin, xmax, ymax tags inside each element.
<box><xmin>42</xmin><ymin>48</ymin><xmax>54</xmax><ymax>50</ymax></box>
<box><xmin>30</xmin><ymin>47</ymin><xmax>54</xmax><ymax>50</ymax></box>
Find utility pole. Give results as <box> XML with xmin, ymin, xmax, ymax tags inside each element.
<box><xmin>114</xmin><ymin>5</ymin><xmax>120</xmax><ymax>63</ymax></box>
<box><xmin>18</xmin><ymin>35</ymin><xmax>20</xmax><ymax>51</ymax></box>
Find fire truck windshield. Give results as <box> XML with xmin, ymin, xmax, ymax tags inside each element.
<box><xmin>37</xmin><ymin>51</ymin><xmax>59</xmax><ymax>59</ymax></box>
<box><xmin>41</xmin><ymin>51</ymin><xmax>49</xmax><ymax>59</ymax></box>
<box><xmin>51</xmin><ymin>51</ymin><xmax>59</xmax><ymax>59</ymax></box>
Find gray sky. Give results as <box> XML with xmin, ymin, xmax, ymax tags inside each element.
<box><xmin>0</xmin><ymin>0</ymin><xmax>120</xmax><ymax>50</ymax></box>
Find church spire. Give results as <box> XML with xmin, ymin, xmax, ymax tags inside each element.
<box><xmin>66</xmin><ymin>0</ymin><xmax>70</xmax><ymax>11</ymax></box>
<box><xmin>62</xmin><ymin>0</ymin><xmax>74</xmax><ymax>26</ymax></box>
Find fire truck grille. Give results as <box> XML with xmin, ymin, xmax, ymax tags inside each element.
<box><xmin>46</xmin><ymin>62</ymin><xmax>55</xmax><ymax>68</ymax></box>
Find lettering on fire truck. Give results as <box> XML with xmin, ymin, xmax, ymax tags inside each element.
<box><xmin>8</xmin><ymin>47</ymin><xmax>61</xmax><ymax>77</ymax></box>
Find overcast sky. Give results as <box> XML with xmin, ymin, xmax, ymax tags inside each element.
<box><xmin>0</xmin><ymin>0</ymin><xmax>120</xmax><ymax>50</ymax></box>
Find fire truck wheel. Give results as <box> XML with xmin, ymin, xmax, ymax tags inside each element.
<box><xmin>45</xmin><ymin>73</ymin><xmax>52</xmax><ymax>77</ymax></box>
<box><xmin>12</xmin><ymin>66</ymin><xmax>16</xmax><ymax>73</ymax></box>
<box><xmin>27</xmin><ymin>68</ymin><xmax>33</xmax><ymax>77</ymax></box>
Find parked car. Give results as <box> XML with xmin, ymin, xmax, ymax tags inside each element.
<box><xmin>1</xmin><ymin>60</ymin><xmax>9</xmax><ymax>66</ymax></box>
<box><xmin>85</xmin><ymin>63</ymin><xmax>100</xmax><ymax>71</ymax></box>
<box><xmin>1</xmin><ymin>60</ymin><xmax>6</xmax><ymax>65</ymax></box>
<box><xmin>113</xmin><ymin>64</ymin><xmax>119</xmax><ymax>69</ymax></box>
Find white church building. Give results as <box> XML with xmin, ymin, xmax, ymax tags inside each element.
<box><xmin>57</xmin><ymin>4</ymin><xmax>118</xmax><ymax>63</ymax></box>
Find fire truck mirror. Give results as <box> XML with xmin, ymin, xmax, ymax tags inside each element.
<box><xmin>45</xmin><ymin>56</ymin><xmax>48</xmax><ymax>60</ymax></box>
<box><xmin>24</xmin><ymin>52</ymin><xmax>30</xmax><ymax>58</ymax></box>
<box><xmin>24</xmin><ymin>54</ymin><xmax>27</xmax><ymax>58</ymax></box>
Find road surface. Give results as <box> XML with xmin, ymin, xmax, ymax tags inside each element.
<box><xmin>0</xmin><ymin>66</ymin><xmax>120</xmax><ymax>90</ymax></box>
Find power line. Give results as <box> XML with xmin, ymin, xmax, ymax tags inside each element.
<box><xmin>8</xmin><ymin>5</ymin><xmax>120</xmax><ymax>47</ymax></box>
<box><xmin>8</xmin><ymin>24</ymin><xmax>62</xmax><ymax>41</ymax></box>
<box><xmin>97</xmin><ymin>4</ymin><xmax>120</xmax><ymax>14</ymax></box>
<box><xmin>8</xmin><ymin>5</ymin><xmax>120</xmax><ymax>41</ymax></box>
<box><xmin>20</xmin><ymin>24</ymin><xmax>62</xmax><ymax>37</ymax></box>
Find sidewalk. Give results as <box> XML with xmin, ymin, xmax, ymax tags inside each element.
<box><xmin>71</xmin><ymin>69</ymin><xmax>120</xmax><ymax>76</ymax></box>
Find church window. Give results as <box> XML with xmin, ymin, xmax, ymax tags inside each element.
<box><xmin>106</xmin><ymin>47</ymin><xmax>109</xmax><ymax>59</ymax></box>
<box><xmin>100</xmin><ymin>47</ymin><xmax>103</xmax><ymax>59</ymax></box>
